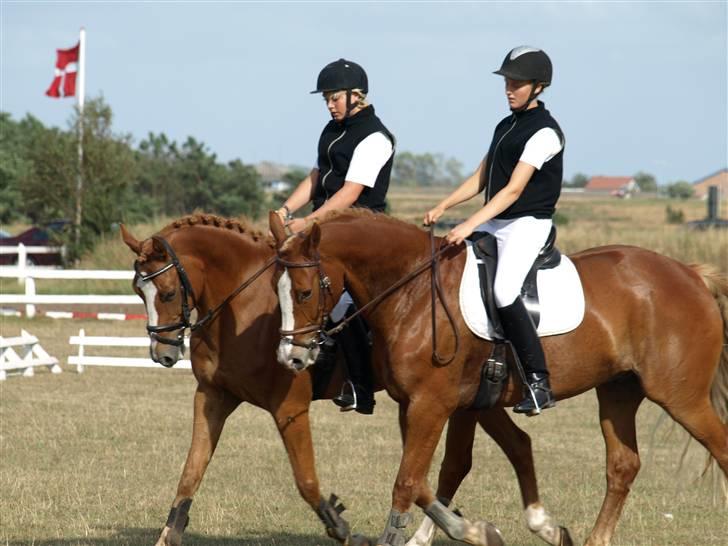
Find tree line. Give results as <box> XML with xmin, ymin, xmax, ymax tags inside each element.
<box><xmin>1</xmin><ymin>97</ymin><xmax>264</xmax><ymax>260</ymax></box>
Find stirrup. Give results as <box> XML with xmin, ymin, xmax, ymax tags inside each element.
<box><xmin>333</xmin><ymin>379</ymin><xmax>357</xmax><ymax>412</ymax></box>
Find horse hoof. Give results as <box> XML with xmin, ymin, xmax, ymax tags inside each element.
<box><xmin>348</xmin><ymin>534</ymin><xmax>373</xmax><ymax>546</ymax></box>
<box><xmin>559</xmin><ymin>526</ymin><xmax>574</xmax><ymax>546</ymax></box>
<box><xmin>464</xmin><ymin>521</ymin><xmax>504</xmax><ymax>546</ymax></box>
<box><xmin>155</xmin><ymin>526</ymin><xmax>181</xmax><ymax>546</ymax></box>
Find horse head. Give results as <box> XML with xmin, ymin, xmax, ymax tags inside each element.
<box><xmin>121</xmin><ymin>224</ymin><xmax>204</xmax><ymax>368</ymax></box>
<box><xmin>269</xmin><ymin>211</ymin><xmax>343</xmax><ymax>372</ymax></box>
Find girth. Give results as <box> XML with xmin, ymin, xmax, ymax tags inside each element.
<box><xmin>469</xmin><ymin>225</ymin><xmax>561</xmax><ymax>337</ymax></box>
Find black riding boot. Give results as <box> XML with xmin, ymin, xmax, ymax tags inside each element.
<box><xmin>332</xmin><ymin>307</ymin><xmax>376</xmax><ymax>415</ymax></box>
<box><xmin>498</xmin><ymin>298</ymin><xmax>555</xmax><ymax>416</ymax></box>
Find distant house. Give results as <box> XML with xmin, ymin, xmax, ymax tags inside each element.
<box><xmin>584</xmin><ymin>176</ymin><xmax>638</xmax><ymax>198</ymax></box>
<box><xmin>262</xmin><ymin>179</ymin><xmax>292</xmax><ymax>193</ymax></box>
<box><xmin>693</xmin><ymin>168</ymin><xmax>728</xmax><ymax>200</ymax></box>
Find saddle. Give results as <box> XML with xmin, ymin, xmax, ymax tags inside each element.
<box><xmin>468</xmin><ymin>225</ymin><xmax>561</xmax><ymax>337</ymax></box>
<box><xmin>467</xmin><ymin>226</ymin><xmax>561</xmax><ymax>410</ymax></box>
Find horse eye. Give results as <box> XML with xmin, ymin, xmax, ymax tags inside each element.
<box><xmin>160</xmin><ymin>290</ymin><xmax>176</xmax><ymax>303</ymax></box>
<box><xmin>297</xmin><ymin>290</ymin><xmax>312</xmax><ymax>303</ymax></box>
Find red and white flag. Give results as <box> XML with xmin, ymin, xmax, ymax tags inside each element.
<box><xmin>46</xmin><ymin>42</ymin><xmax>80</xmax><ymax>98</ymax></box>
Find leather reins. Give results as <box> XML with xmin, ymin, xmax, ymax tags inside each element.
<box><xmin>135</xmin><ymin>235</ymin><xmax>277</xmax><ymax>346</ymax></box>
<box><xmin>277</xmin><ymin>226</ymin><xmax>460</xmax><ymax>365</ymax></box>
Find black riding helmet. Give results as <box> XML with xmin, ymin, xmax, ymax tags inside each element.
<box><xmin>311</xmin><ymin>58</ymin><xmax>368</xmax><ymax>94</ymax></box>
<box><xmin>493</xmin><ymin>46</ymin><xmax>552</xmax><ymax>86</ymax></box>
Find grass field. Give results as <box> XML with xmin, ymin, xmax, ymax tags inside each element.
<box><xmin>1</xmin><ymin>315</ymin><xmax>727</xmax><ymax>546</ymax></box>
<box><xmin>1</xmin><ymin>190</ymin><xmax>727</xmax><ymax>545</ymax></box>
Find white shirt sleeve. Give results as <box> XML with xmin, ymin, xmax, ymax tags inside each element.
<box><xmin>344</xmin><ymin>132</ymin><xmax>394</xmax><ymax>188</ymax></box>
<box><xmin>519</xmin><ymin>128</ymin><xmax>563</xmax><ymax>170</ymax></box>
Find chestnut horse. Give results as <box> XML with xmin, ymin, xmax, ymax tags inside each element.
<box><xmin>121</xmin><ymin>214</ymin><xmax>571</xmax><ymax>546</ymax></box>
<box><xmin>270</xmin><ymin>209</ymin><xmax>728</xmax><ymax>546</ymax></box>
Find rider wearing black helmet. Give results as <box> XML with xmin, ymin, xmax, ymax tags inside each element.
<box><xmin>424</xmin><ymin>46</ymin><xmax>564</xmax><ymax>416</ymax></box>
<box><xmin>278</xmin><ymin>59</ymin><xmax>395</xmax><ymax>415</ymax></box>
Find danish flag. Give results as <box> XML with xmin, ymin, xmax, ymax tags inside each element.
<box><xmin>46</xmin><ymin>42</ymin><xmax>80</xmax><ymax>98</ymax></box>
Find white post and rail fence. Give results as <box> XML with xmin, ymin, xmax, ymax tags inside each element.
<box><xmin>0</xmin><ymin>252</ymin><xmax>139</xmax><ymax>318</ymax></box>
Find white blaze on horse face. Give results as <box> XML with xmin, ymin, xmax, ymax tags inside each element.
<box><xmin>137</xmin><ymin>276</ymin><xmax>160</xmax><ymax>351</ymax></box>
<box><xmin>277</xmin><ymin>271</ymin><xmax>295</xmax><ymax>366</ymax></box>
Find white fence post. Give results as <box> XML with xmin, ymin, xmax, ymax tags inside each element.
<box><xmin>17</xmin><ymin>243</ymin><xmax>26</xmax><ymax>285</ymax></box>
<box><xmin>76</xmin><ymin>328</ymin><xmax>85</xmax><ymax>374</ymax></box>
<box><xmin>24</xmin><ymin>276</ymin><xmax>36</xmax><ymax>319</ymax></box>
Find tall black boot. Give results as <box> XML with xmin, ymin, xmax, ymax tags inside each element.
<box><xmin>332</xmin><ymin>306</ymin><xmax>375</xmax><ymax>415</ymax></box>
<box><xmin>498</xmin><ymin>298</ymin><xmax>555</xmax><ymax>416</ymax></box>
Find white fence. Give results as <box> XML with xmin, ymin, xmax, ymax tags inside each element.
<box><xmin>0</xmin><ymin>329</ymin><xmax>61</xmax><ymax>380</ymax></box>
<box><xmin>0</xmin><ymin>243</ymin><xmax>64</xmax><ymax>267</ymax></box>
<box><xmin>0</xmin><ymin>265</ymin><xmax>139</xmax><ymax>318</ymax></box>
<box><xmin>68</xmin><ymin>329</ymin><xmax>191</xmax><ymax>373</ymax></box>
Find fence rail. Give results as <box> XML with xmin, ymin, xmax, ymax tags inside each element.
<box><xmin>0</xmin><ymin>266</ymin><xmax>139</xmax><ymax>318</ymax></box>
<box><xmin>68</xmin><ymin>329</ymin><xmax>191</xmax><ymax>372</ymax></box>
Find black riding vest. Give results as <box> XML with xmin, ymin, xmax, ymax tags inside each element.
<box><xmin>483</xmin><ymin>101</ymin><xmax>564</xmax><ymax>220</ymax></box>
<box><xmin>312</xmin><ymin>105</ymin><xmax>395</xmax><ymax>212</ymax></box>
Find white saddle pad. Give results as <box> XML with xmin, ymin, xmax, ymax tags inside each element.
<box><xmin>459</xmin><ymin>241</ymin><xmax>585</xmax><ymax>341</ymax></box>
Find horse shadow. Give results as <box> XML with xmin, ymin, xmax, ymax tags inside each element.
<box><xmin>4</xmin><ymin>527</ymin><xmax>461</xmax><ymax>545</ymax></box>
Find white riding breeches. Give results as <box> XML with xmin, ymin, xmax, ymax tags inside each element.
<box><xmin>474</xmin><ymin>216</ymin><xmax>553</xmax><ymax>308</ymax></box>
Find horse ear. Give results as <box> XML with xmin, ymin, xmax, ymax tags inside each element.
<box><xmin>304</xmin><ymin>222</ymin><xmax>321</xmax><ymax>256</ymax></box>
<box><xmin>151</xmin><ymin>237</ymin><xmax>167</xmax><ymax>258</ymax></box>
<box><xmin>120</xmin><ymin>224</ymin><xmax>142</xmax><ymax>255</ymax></box>
<box><xmin>269</xmin><ymin>210</ymin><xmax>287</xmax><ymax>247</ymax></box>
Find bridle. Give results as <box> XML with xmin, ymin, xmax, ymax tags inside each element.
<box><xmin>135</xmin><ymin>235</ymin><xmax>277</xmax><ymax>352</ymax></box>
<box><xmin>276</xmin><ymin>226</ymin><xmax>460</xmax><ymax>365</ymax></box>
<box><xmin>276</xmin><ymin>253</ymin><xmax>335</xmax><ymax>350</ymax></box>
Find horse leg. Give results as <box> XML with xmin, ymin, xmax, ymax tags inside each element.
<box><xmin>272</xmin><ymin>402</ymin><xmax>365</xmax><ymax>545</ymax></box>
<box><xmin>381</xmin><ymin>401</ymin><xmax>503</xmax><ymax>546</ymax></box>
<box><xmin>477</xmin><ymin>409</ymin><xmax>573</xmax><ymax>546</ymax></box>
<box><xmin>585</xmin><ymin>376</ymin><xmax>644</xmax><ymax>546</ymax></box>
<box><xmin>156</xmin><ymin>385</ymin><xmax>240</xmax><ymax>546</ymax></box>
<box><xmin>661</xmin><ymin>397</ymin><xmax>728</xmax><ymax>475</ymax></box>
<box><xmin>406</xmin><ymin>409</ymin><xmax>478</xmax><ymax>546</ymax></box>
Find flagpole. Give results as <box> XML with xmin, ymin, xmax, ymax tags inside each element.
<box><xmin>74</xmin><ymin>27</ymin><xmax>86</xmax><ymax>251</ymax></box>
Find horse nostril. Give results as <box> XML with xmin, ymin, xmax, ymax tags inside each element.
<box><xmin>291</xmin><ymin>358</ymin><xmax>305</xmax><ymax>371</ymax></box>
<box><xmin>160</xmin><ymin>356</ymin><xmax>176</xmax><ymax>368</ymax></box>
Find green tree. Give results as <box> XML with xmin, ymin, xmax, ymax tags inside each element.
<box><xmin>634</xmin><ymin>171</ymin><xmax>658</xmax><ymax>192</ymax></box>
<box><xmin>665</xmin><ymin>181</ymin><xmax>695</xmax><ymax>199</ymax></box>
<box><xmin>20</xmin><ymin>96</ymin><xmax>137</xmax><ymax>259</ymax></box>
<box><xmin>565</xmin><ymin>172</ymin><xmax>589</xmax><ymax>188</ymax></box>
<box><xmin>0</xmin><ymin>113</ymin><xmax>41</xmax><ymax>223</ymax></box>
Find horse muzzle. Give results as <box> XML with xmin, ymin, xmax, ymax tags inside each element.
<box><xmin>277</xmin><ymin>339</ymin><xmax>318</xmax><ymax>372</ymax></box>
<box><xmin>150</xmin><ymin>335</ymin><xmax>185</xmax><ymax>368</ymax></box>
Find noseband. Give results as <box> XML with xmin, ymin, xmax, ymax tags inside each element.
<box><xmin>135</xmin><ymin>236</ymin><xmax>197</xmax><ymax>348</ymax></box>
<box><xmin>276</xmin><ymin>254</ymin><xmax>334</xmax><ymax>350</ymax></box>
<box><xmin>135</xmin><ymin>235</ymin><xmax>277</xmax><ymax>350</ymax></box>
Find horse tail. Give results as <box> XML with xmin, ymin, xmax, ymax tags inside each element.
<box><xmin>691</xmin><ymin>263</ymin><xmax>728</xmax><ymax>503</ymax></box>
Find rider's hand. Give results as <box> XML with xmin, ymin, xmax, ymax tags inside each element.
<box><xmin>423</xmin><ymin>206</ymin><xmax>446</xmax><ymax>226</ymax></box>
<box><xmin>445</xmin><ymin>222</ymin><xmax>474</xmax><ymax>246</ymax></box>
<box><xmin>286</xmin><ymin>217</ymin><xmax>308</xmax><ymax>234</ymax></box>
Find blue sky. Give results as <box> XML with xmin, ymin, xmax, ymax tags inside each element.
<box><xmin>2</xmin><ymin>1</ymin><xmax>726</xmax><ymax>184</ymax></box>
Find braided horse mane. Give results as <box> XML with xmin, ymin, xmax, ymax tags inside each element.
<box><xmin>137</xmin><ymin>213</ymin><xmax>272</xmax><ymax>264</ymax></box>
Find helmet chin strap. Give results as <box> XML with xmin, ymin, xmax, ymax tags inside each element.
<box><xmin>345</xmin><ymin>89</ymin><xmax>356</xmax><ymax>117</ymax></box>
<box><xmin>511</xmin><ymin>82</ymin><xmax>540</xmax><ymax>113</ymax></box>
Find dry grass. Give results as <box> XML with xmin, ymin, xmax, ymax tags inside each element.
<box><xmin>1</xmin><ymin>190</ymin><xmax>726</xmax><ymax>545</ymax></box>
<box><xmin>1</xmin><ymin>315</ymin><xmax>726</xmax><ymax>545</ymax></box>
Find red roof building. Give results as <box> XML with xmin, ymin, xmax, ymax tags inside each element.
<box><xmin>584</xmin><ymin>176</ymin><xmax>637</xmax><ymax>197</ymax></box>
<box><xmin>693</xmin><ymin>168</ymin><xmax>728</xmax><ymax>200</ymax></box>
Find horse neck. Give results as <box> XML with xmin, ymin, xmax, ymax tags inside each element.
<box><xmin>169</xmin><ymin>226</ymin><xmax>275</xmax><ymax>311</ymax></box>
<box><xmin>321</xmin><ymin>219</ymin><xmax>432</xmax><ymax>306</ymax></box>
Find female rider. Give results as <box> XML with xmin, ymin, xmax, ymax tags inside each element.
<box><xmin>424</xmin><ymin>46</ymin><xmax>564</xmax><ymax>415</ymax></box>
<box><xmin>277</xmin><ymin>58</ymin><xmax>395</xmax><ymax>415</ymax></box>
